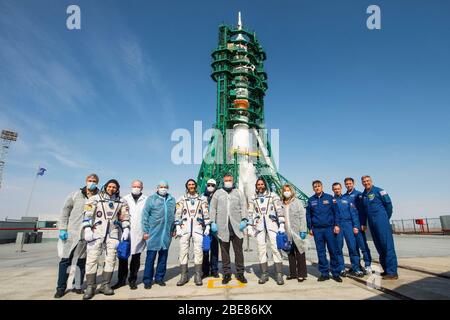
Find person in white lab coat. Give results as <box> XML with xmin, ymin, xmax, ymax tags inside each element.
<box><xmin>112</xmin><ymin>180</ymin><xmax>147</xmax><ymax>290</ymax></box>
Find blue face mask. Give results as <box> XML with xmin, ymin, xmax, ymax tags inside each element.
<box><xmin>87</xmin><ymin>182</ymin><xmax>97</xmax><ymax>191</ymax></box>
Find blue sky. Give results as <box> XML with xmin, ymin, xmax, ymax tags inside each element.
<box><xmin>0</xmin><ymin>0</ymin><xmax>449</xmax><ymax>220</ymax></box>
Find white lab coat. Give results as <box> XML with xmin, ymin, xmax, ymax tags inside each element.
<box><xmin>123</xmin><ymin>193</ymin><xmax>148</xmax><ymax>255</ymax></box>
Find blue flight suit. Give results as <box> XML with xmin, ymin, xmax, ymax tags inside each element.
<box><xmin>344</xmin><ymin>189</ymin><xmax>372</xmax><ymax>268</ymax></box>
<box><xmin>334</xmin><ymin>195</ymin><xmax>361</xmax><ymax>273</ymax></box>
<box><xmin>306</xmin><ymin>193</ymin><xmax>340</xmax><ymax>277</ymax></box>
<box><xmin>361</xmin><ymin>186</ymin><xmax>398</xmax><ymax>275</ymax></box>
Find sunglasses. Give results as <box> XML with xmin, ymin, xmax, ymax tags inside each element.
<box><xmin>207</xmin><ymin>184</ymin><xmax>216</xmax><ymax>187</ymax></box>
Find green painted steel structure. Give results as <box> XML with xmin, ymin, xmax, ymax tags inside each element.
<box><xmin>196</xmin><ymin>18</ymin><xmax>308</xmax><ymax>206</ymax></box>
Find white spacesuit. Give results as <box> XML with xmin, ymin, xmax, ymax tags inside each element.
<box><xmin>175</xmin><ymin>192</ymin><xmax>210</xmax><ymax>286</ymax></box>
<box><xmin>248</xmin><ymin>182</ymin><xmax>285</xmax><ymax>285</ymax></box>
<box><xmin>82</xmin><ymin>189</ymin><xmax>130</xmax><ymax>299</ymax></box>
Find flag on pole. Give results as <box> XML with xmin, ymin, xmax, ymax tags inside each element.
<box><xmin>37</xmin><ymin>167</ymin><xmax>47</xmax><ymax>176</ymax></box>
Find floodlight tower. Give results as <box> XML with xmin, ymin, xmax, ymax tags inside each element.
<box><xmin>197</xmin><ymin>13</ymin><xmax>308</xmax><ymax>204</ymax></box>
<box><xmin>0</xmin><ymin>130</ymin><xmax>18</xmax><ymax>190</ymax></box>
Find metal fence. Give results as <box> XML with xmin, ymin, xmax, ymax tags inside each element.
<box><xmin>391</xmin><ymin>218</ymin><xmax>443</xmax><ymax>234</ymax></box>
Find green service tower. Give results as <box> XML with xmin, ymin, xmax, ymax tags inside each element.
<box><xmin>197</xmin><ymin>12</ymin><xmax>308</xmax><ymax>205</ymax></box>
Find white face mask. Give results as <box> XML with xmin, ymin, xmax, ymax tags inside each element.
<box><xmin>158</xmin><ymin>187</ymin><xmax>168</xmax><ymax>196</ymax></box>
<box><xmin>131</xmin><ymin>187</ymin><xmax>142</xmax><ymax>195</ymax></box>
<box><xmin>283</xmin><ymin>191</ymin><xmax>292</xmax><ymax>199</ymax></box>
<box><xmin>224</xmin><ymin>182</ymin><xmax>233</xmax><ymax>189</ymax></box>
<box><xmin>206</xmin><ymin>186</ymin><xmax>215</xmax><ymax>193</ymax></box>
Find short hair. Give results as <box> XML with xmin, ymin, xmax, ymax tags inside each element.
<box><xmin>131</xmin><ymin>179</ymin><xmax>143</xmax><ymax>187</ymax></box>
<box><xmin>361</xmin><ymin>175</ymin><xmax>371</xmax><ymax>181</ymax></box>
<box><xmin>332</xmin><ymin>182</ymin><xmax>341</xmax><ymax>188</ymax></box>
<box><xmin>344</xmin><ymin>177</ymin><xmax>354</xmax><ymax>183</ymax></box>
<box><xmin>86</xmin><ymin>173</ymin><xmax>99</xmax><ymax>182</ymax></box>
<box><xmin>312</xmin><ymin>180</ymin><xmax>322</xmax><ymax>187</ymax></box>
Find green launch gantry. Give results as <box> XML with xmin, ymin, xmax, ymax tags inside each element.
<box><xmin>196</xmin><ymin>14</ymin><xmax>308</xmax><ymax>205</ymax></box>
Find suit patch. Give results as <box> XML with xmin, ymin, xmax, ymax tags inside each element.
<box><xmin>261</xmin><ymin>207</ymin><xmax>266</xmax><ymax>212</ymax></box>
<box><xmin>380</xmin><ymin>190</ymin><xmax>388</xmax><ymax>196</ymax></box>
<box><xmin>311</xmin><ymin>201</ymin><xmax>318</xmax><ymax>206</ymax></box>
<box><xmin>323</xmin><ymin>200</ymin><xmax>329</xmax><ymax>205</ymax></box>
<box><xmin>342</xmin><ymin>200</ymin><xmax>348</xmax><ymax>204</ymax></box>
<box><xmin>84</xmin><ymin>204</ymin><xmax>93</xmax><ymax>211</ymax></box>
<box><xmin>96</xmin><ymin>211</ymin><xmax>102</xmax><ymax>218</ymax></box>
<box><xmin>368</xmin><ymin>194</ymin><xmax>375</xmax><ymax>200</ymax></box>
<box><xmin>106</xmin><ymin>211</ymin><xmax>114</xmax><ymax>218</ymax></box>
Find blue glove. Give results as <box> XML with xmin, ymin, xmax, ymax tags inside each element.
<box><xmin>211</xmin><ymin>222</ymin><xmax>218</xmax><ymax>234</ymax></box>
<box><xmin>239</xmin><ymin>220</ymin><xmax>248</xmax><ymax>231</ymax></box>
<box><xmin>59</xmin><ymin>230</ymin><xmax>68</xmax><ymax>241</ymax></box>
<box><xmin>299</xmin><ymin>232</ymin><xmax>306</xmax><ymax>240</ymax></box>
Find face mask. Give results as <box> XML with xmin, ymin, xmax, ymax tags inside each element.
<box><xmin>207</xmin><ymin>186</ymin><xmax>215</xmax><ymax>193</ymax></box>
<box><xmin>158</xmin><ymin>187</ymin><xmax>168</xmax><ymax>196</ymax></box>
<box><xmin>87</xmin><ymin>182</ymin><xmax>97</xmax><ymax>191</ymax></box>
<box><xmin>224</xmin><ymin>182</ymin><xmax>233</xmax><ymax>189</ymax></box>
<box><xmin>131</xmin><ymin>187</ymin><xmax>142</xmax><ymax>195</ymax></box>
<box><xmin>283</xmin><ymin>191</ymin><xmax>292</xmax><ymax>199</ymax></box>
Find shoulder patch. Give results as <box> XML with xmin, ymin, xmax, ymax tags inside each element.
<box><xmin>380</xmin><ymin>190</ymin><xmax>388</xmax><ymax>196</ymax></box>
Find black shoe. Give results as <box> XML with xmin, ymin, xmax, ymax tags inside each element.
<box><xmin>129</xmin><ymin>282</ymin><xmax>138</xmax><ymax>290</ymax></box>
<box><xmin>298</xmin><ymin>277</ymin><xmax>307</xmax><ymax>282</ymax></box>
<box><xmin>236</xmin><ymin>274</ymin><xmax>247</xmax><ymax>284</ymax></box>
<box><xmin>381</xmin><ymin>272</ymin><xmax>388</xmax><ymax>276</ymax></box>
<box><xmin>350</xmin><ymin>271</ymin><xmax>365</xmax><ymax>278</ymax></box>
<box><xmin>222</xmin><ymin>274</ymin><xmax>232</xmax><ymax>284</ymax></box>
<box><xmin>286</xmin><ymin>275</ymin><xmax>296</xmax><ymax>280</ymax></box>
<box><xmin>332</xmin><ymin>275</ymin><xmax>343</xmax><ymax>283</ymax></box>
<box><xmin>201</xmin><ymin>273</ymin><xmax>210</xmax><ymax>279</ymax></box>
<box><xmin>211</xmin><ymin>272</ymin><xmax>220</xmax><ymax>278</ymax></box>
<box><xmin>111</xmin><ymin>281</ymin><xmax>126</xmax><ymax>290</ymax></box>
<box><xmin>340</xmin><ymin>270</ymin><xmax>347</xmax><ymax>277</ymax></box>
<box><xmin>72</xmin><ymin>288</ymin><xmax>84</xmax><ymax>294</ymax></box>
<box><xmin>144</xmin><ymin>284</ymin><xmax>152</xmax><ymax>289</ymax></box>
<box><xmin>317</xmin><ymin>275</ymin><xmax>330</xmax><ymax>282</ymax></box>
<box><xmin>155</xmin><ymin>280</ymin><xmax>166</xmax><ymax>286</ymax></box>
<box><xmin>54</xmin><ymin>289</ymin><xmax>66</xmax><ymax>299</ymax></box>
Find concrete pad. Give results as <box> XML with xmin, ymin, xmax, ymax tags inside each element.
<box><xmin>1</xmin><ymin>235</ymin><xmax>449</xmax><ymax>300</ymax></box>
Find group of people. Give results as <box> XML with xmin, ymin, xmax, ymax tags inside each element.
<box><xmin>54</xmin><ymin>173</ymin><xmax>398</xmax><ymax>300</ymax></box>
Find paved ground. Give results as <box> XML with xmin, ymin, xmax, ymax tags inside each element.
<box><xmin>0</xmin><ymin>234</ymin><xmax>449</xmax><ymax>300</ymax></box>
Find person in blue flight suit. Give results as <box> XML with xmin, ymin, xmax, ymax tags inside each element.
<box><xmin>343</xmin><ymin>177</ymin><xmax>372</xmax><ymax>275</ymax></box>
<box><xmin>360</xmin><ymin>175</ymin><xmax>398</xmax><ymax>280</ymax></box>
<box><xmin>332</xmin><ymin>182</ymin><xmax>364</xmax><ymax>278</ymax></box>
<box><xmin>306</xmin><ymin>180</ymin><xmax>342</xmax><ymax>282</ymax></box>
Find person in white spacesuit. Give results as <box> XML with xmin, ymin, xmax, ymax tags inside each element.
<box><xmin>175</xmin><ymin>179</ymin><xmax>210</xmax><ymax>286</ymax></box>
<box><xmin>248</xmin><ymin>178</ymin><xmax>286</xmax><ymax>285</ymax></box>
<box><xmin>81</xmin><ymin>179</ymin><xmax>130</xmax><ymax>300</ymax></box>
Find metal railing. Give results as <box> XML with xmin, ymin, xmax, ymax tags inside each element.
<box><xmin>391</xmin><ymin>218</ymin><xmax>443</xmax><ymax>235</ymax></box>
